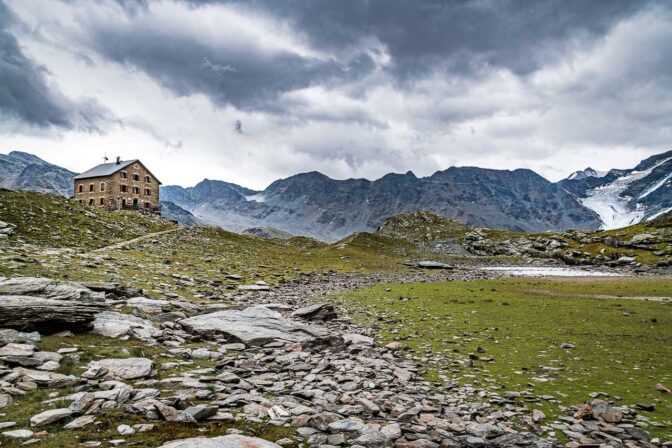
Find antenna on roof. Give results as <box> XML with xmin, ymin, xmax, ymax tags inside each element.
<box><xmin>103</xmin><ymin>153</ymin><xmax>109</xmax><ymax>163</ymax></box>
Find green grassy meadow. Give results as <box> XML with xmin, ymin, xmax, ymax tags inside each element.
<box><xmin>339</xmin><ymin>277</ymin><xmax>672</xmax><ymax>436</ymax></box>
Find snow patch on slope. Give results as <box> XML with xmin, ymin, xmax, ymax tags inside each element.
<box><xmin>245</xmin><ymin>193</ymin><xmax>266</xmax><ymax>202</ymax></box>
<box><xmin>580</xmin><ymin>157</ymin><xmax>672</xmax><ymax>229</ymax></box>
<box><xmin>639</xmin><ymin>172</ymin><xmax>672</xmax><ymax>199</ymax></box>
<box><xmin>647</xmin><ymin>207</ymin><xmax>672</xmax><ymax>221</ymax></box>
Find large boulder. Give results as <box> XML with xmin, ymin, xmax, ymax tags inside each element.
<box><xmin>0</xmin><ymin>277</ymin><xmax>96</xmax><ymax>301</ymax></box>
<box><xmin>91</xmin><ymin>311</ymin><xmax>156</xmax><ymax>339</ymax></box>
<box><xmin>0</xmin><ymin>296</ymin><xmax>106</xmax><ymax>333</ymax></box>
<box><xmin>87</xmin><ymin>358</ymin><xmax>154</xmax><ymax>380</ymax></box>
<box><xmin>159</xmin><ymin>435</ymin><xmax>281</xmax><ymax>448</ymax></box>
<box><xmin>179</xmin><ymin>305</ymin><xmax>330</xmax><ymax>346</ymax></box>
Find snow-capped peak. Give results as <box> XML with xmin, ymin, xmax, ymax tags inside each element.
<box><xmin>567</xmin><ymin>167</ymin><xmax>608</xmax><ymax>181</ymax></box>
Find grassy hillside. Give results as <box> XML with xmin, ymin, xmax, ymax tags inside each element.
<box><xmin>375</xmin><ymin>210</ymin><xmax>672</xmax><ymax>266</ymax></box>
<box><xmin>0</xmin><ymin>191</ymin><xmax>450</xmax><ymax>297</ymax></box>
<box><xmin>0</xmin><ymin>189</ymin><xmax>176</xmax><ymax>249</ymax></box>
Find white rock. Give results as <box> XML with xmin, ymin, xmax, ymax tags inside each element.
<box><xmin>118</xmin><ymin>424</ymin><xmax>135</xmax><ymax>435</ymax></box>
<box><xmin>179</xmin><ymin>306</ymin><xmax>329</xmax><ymax>346</ymax></box>
<box><xmin>88</xmin><ymin>358</ymin><xmax>153</xmax><ymax>380</ymax></box>
<box><xmin>2</xmin><ymin>429</ymin><xmax>34</xmax><ymax>439</ymax></box>
<box><xmin>92</xmin><ymin>311</ymin><xmax>156</xmax><ymax>339</ymax></box>
<box><xmin>159</xmin><ymin>435</ymin><xmax>282</xmax><ymax>448</ymax></box>
<box><xmin>30</xmin><ymin>408</ymin><xmax>73</xmax><ymax>426</ymax></box>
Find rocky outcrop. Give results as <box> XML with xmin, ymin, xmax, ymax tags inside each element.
<box><xmin>0</xmin><ymin>295</ymin><xmax>106</xmax><ymax>333</ymax></box>
<box><xmin>179</xmin><ymin>305</ymin><xmax>330</xmax><ymax>345</ymax></box>
<box><xmin>0</xmin><ymin>277</ymin><xmax>106</xmax><ymax>333</ymax></box>
<box><xmin>0</xmin><ymin>277</ymin><xmax>96</xmax><ymax>301</ymax></box>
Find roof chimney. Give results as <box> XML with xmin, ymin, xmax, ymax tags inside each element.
<box><xmin>116</xmin><ymin>156</ymin><xmax>121</xmax><ymax>165</ymax></box>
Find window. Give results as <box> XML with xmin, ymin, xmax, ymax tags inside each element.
<box><xmin>121</xmin><ymin>185</ymin><xmax>128</xmax><ymax>193</ymax></box>
<box><xmin>121</xmin><ymin>171</ymin><xmax>128</xmax><ymax>179</ymax></box>
<box><xmin>100</xmin><ymin>182</ymin><xmax>105</xmax><ymax>192</ymax></box>
<box><xmin>88</xmin><ymin>199</ymin><xmax>94</xmax><ymax>206</ymax></box>
<box><xmin>89</xmin><ymin>183</ymin><xmax>94</xmax><ymax>192</ymax></box>
<box><xmin>100</xmin><ymin>198</ymin><xmax>105</xmax><ymax>206</ymax></box>
<box><xmin>144</xmin><ymin>202</ymin><xmax>151</xmax><ymax>209</ymax></box>
<box><xmin>78</xmin><ymin>184</ymin><xmax>83</xmax><ymax>193</ymax></box>
<box><xmin>121</xmin><ymin>199</ymin><xmax>126</xmax><ymax>207</ymax></box>
<box><xmin>133</xmin><ymin>198</ymin><xmax>139</xmax><ymax>207</ymax></box>
<box><xmin>78</xmin><ymin>200</ymin><xmax>83</xmax><ymax>205</ymax></box>
<box><xmin>144</xmin><ymin>188</ymin><xmax>151</xmax><ymax>196</ymax></box>
<box><xmin>133</xmin><ymin>174</ymin><xmax>140</xmax><ymax>181</ymax></box>
<box><xmin>145</xmin><ymin>176</ymin><xmax>151</xmax><ymax>183</ymax></box>
<box><xmin>132</xmin><ymin>187</ymin><xmax>140</xmax><ymax>194</ymax></box>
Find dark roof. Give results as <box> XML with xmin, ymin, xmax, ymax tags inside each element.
<box><xmin>74</xmin><ymin>159</ymin><xmax>162</xmax><ymax>184</ymax></box>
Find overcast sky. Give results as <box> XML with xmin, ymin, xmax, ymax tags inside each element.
<box><xmin>1</xmin><ymin>0</ymin><xmax>671</xmax><ymax>189</ymax></box>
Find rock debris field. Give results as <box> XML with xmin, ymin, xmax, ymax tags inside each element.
<box><xmin>0</xmin><ymin>273</ymin><xmax>669</xmax><ymax>448</ymax></box>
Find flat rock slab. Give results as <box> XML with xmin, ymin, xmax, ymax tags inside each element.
<box><xmin>0</xmin><ymin>277</ymin><xmax>95</xmax><ymax>301</ymax></box>
<box><xmin>92</xmin><ymin>311</ymin><xmax>155</xmax><ymax>339</ymax></box>
<box><xmin>30</xmin><ymin>408</ymin><xmax>73</xmax><ymax>426</ymax></box>
<box><xmin>417</xmin><ymin>261</ymin><xmax>455</xmax><ymax>269</ymax></box>
<box><xmin>159</xmin><ymin>435</ymin><xmax>281</xmax><ymax>448</ymax></box>
<box><xmin>126</xmin><ymin>297</ymin><xmax>169</xmax><ymax>314</ymax></box>
<box><xmin>88</xmin><ymin>358</ymin><xmax>153</xmax><ymax>380</ymax></box>
<box><xmin>0</xmin><ymin>296</ymin><xmax>107</xmax><ymax>333</ymax></box>
<box><xmin>179</xmin><ymin>306</ymin><xmax>330</xmax><ymax>346</ymax></box>
<box><xmin>237</xmin><ymin>284</ymin><xmax>271</xmax><ymax>291</ymax></box>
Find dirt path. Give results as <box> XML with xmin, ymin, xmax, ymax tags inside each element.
<box><xmin>91</xmin><ymin>227</ymin><xmax>182</xmax><ymax>253</ymax></box>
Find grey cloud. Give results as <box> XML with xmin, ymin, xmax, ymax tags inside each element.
<box><xmin>82</xmin><ymin>8</ymin><xmax>377</xmax><ymax>112</ymax></box>
<box><xmin>201</xmin><ymin>0</ymin><xmax>653</xmax><ymax>78</ymax></box>
<box><xmin>0</xmin><ymin>1</ymin><xmax>119</xmax><ymax>132</ymax></box>
<box><xmin>71</xmin><ymin>0</ymin><xmax>666</xmax><ymax>118</ymax></box>
<box><xmin>0</xmin><ymin>1</ymin><xmax>72</xmax><ymax>127</ymax></box>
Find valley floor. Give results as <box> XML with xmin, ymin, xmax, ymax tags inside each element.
<box><xmin>0</xmin><ymin>190</ymin><xmax>671</xmax><ymax>447</ymax></box>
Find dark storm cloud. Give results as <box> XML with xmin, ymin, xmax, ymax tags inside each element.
<box><xmin>70</xmin><ymin>0</ymin><xmax>664</xmax><ymax>117</ymax></box>
<box><xmin>190</xmin><ymin>0</ymin><xmax>651</xmax><ymax>77</ymax></box>
<box><xmin>0</xmin><ymin>1</ymin><xmax>72</xmax><ymax>127</ymax></box>
<box><xmin>0</xmin><ymin>1</ymin><xmax>119</xmax><ymax>131</ymax></box>
<box><xmin>83</xmin><ymin>7</ymin><xmax>376</xmax><ymax>112</ymax></box>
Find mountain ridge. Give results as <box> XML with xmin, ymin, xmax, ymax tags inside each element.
<box><xmin>2</xmin><ymin>149</ymin><xmax>670</xmax><ymax>241</ymax></box>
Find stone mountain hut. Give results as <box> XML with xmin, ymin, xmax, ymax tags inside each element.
<box><xmin>74</xmin><ymin>157</ymin><xmax>162</xmax><ymax>213</ymax></box>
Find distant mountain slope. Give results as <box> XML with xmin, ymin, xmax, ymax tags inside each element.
<box><xmin>558</xmin><ymin>149</ymin><xmax>672</xmax><ymax>229</ymax></box>
<box><xmin>160</xmin><ymin>200</ymin><xmax>199</xmax><ymax>226</ymax></box>
<box><xmin>162</xmin><ymin>166</ymin><xmax>601</xmax><ymax>241</ymax></box>
<box><xmin>0</xmin><ymin>151</ymin><xmax>76</xmax><ymax>196</ymax></box>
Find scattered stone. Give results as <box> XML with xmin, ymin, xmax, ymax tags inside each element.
<box><xmin>291</xmin><ymin>303</ymin><xmax>337</xmax><ymax>321</ymax></box>
<box><xmin>0</xmin><ymin>394</ymin><xmax>13</xmax><ymax>408</ymax></box>
<box><xmin>117</xmin><ymin>424</ymin><xmax>135</xmax><ymax>435</ymax></box>
<box><xmin>2</xmin><ymin>429</ymin><xmax>34</xmax><ymax>439</ymax></box>
<box><xmin>655</xmin><ymin>383</ymin><xmax>671</xmax><ymax>394</ymax></box>
<box><xmin>30</xmin><ymin>408</ymin><xmax>73</xmax><ymax>426</ymax></box>
<box><xmin>64</xmin><ymin>416</ymin><xmax>96</xmax><ymax>430</ymax></box>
